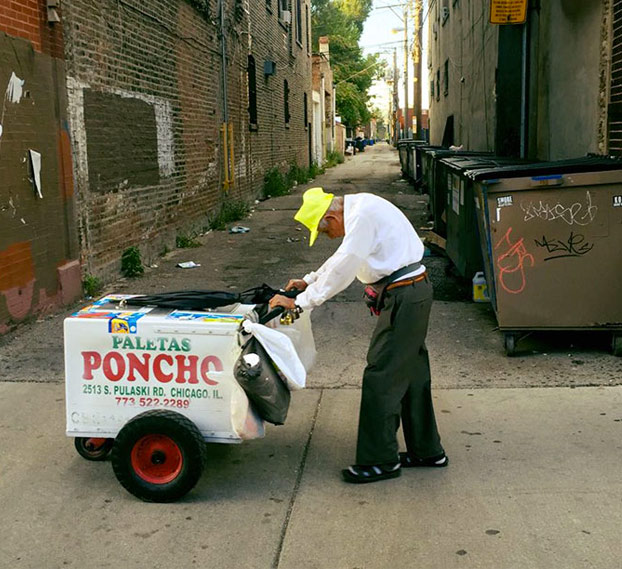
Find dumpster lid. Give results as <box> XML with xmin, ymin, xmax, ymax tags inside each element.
<box><xmin>467</xmin><ymin>155</ymin><xmax>622</xmax><ymax>181</ymax></box>
<box><xmin>440</xmin><ymin>156</ymin><xmax>533</xmax><ymax>174</ymax></box>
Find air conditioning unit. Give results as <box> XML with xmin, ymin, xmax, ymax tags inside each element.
<box><xmin>281</xmin><ymin>10</ymin><xmax>292</xmax><ymax>24</ymax></box>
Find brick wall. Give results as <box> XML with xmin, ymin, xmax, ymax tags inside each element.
<box><xmin>0</xmin><ymin>2</ymin><xmax>80</xmax><ymax>334</ymax></box>
<box><xmin>0</xmin><ymin>0</ymin><xmax>64</xmax><ymax>57</ymax></box>
<box><xmin>62</xmin><ymin>0</ymin><xmax>313</xmax><ymax>281</ymax></box>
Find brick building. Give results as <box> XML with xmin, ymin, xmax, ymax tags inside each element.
<box><xmin>0</xmin><ymin>0</ymin><xmax>81</xmax><ymax>334</ymax></box>
<box><xmin>311</xmin><ymin>36</ymin><xmax>334</xmax><ymax>164</ymax></box>
<box><xmin>0</xmin><ymin>0</ymin><xmax>313</xmax><ymax>333</ymax></box>
<box><xmin>62</xmin><ymin>0</ymin><xmax>313</xmax><ymax>281</ymax></box>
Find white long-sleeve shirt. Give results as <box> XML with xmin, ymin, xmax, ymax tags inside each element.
<box><xmin>295</xmin><ymin>193</ymin><xmax>426</xmax><ymax>311</ymax></box>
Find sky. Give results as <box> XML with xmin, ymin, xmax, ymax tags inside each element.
<box><xmin>359</xmin><ymin>0</ymin><xmax>429</xmax><ymax>120</ymax></box>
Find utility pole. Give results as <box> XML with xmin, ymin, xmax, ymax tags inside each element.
<box><xmin>403</xmin><ymin>5</ymin><xmax>409</xmax><ymax>139</ymax></box>
<box><xmin>413</xmin><ymin>0</ymin><xmax>422</xmax><ymax>140</ymax></box>
<box><xmin>393</xmin><ymin>47</ymin><xmax>399</xmax><ymax>144</ymax></box>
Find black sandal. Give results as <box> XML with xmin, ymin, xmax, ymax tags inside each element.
<box><xmin>399</xmin><ymin>452</ymin><xmax>448</xmax><ymax>468</ymax></box>
<box><xmin>341</xmin><ymin>463</ymin><xmax>401</xmax><ymax>484</ymax></box>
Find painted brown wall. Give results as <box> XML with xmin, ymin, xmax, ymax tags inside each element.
<box><xmin>0</xmin><ymin>4</ymin><xmax>80</xmax><ymax>334</ymax></box>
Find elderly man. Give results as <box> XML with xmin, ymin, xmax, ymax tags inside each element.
<box><xmin>269</xmin><ymin>187</ymin><xmax>447</xmax><ymax>484</ymax></box>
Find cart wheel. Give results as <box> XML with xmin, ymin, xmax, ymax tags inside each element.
<box><xmin>111</xmin><ymin>410</ymin><xmax>206</xmax><ymax>503</ymax></box>
<box><xmin>74</xmin><ymin>437</ymin><xmax>114</xmax><ymax>461</ymax></box>
<box><xmin>504</xmin><ymin>333</ymin><xmax>517</xmax><ymax>357</ymax></box>
<box><xmin>612</xmin><ymin>334</ymin><xmax>622</xmax><ymax>357</ymax></box>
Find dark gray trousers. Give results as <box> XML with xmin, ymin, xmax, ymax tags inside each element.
<box><xmin>355</xmin><ymin>276</ymin><xmax>444</xmax><ymax>465</ymax></box>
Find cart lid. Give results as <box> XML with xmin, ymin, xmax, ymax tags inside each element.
<box><xmin>467</xmin><ymin>155</ymin><xmax>622</xmax><ymax>182</ymax></box>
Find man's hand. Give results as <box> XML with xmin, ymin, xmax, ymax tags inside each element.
<box><xmin>285</xmin><ymin>279</ymin><xmax>307</xmax><ymax>292</ymax></box>
<box><xmin>269</xmin><ymin>294</ymin><xmax>296</xmax><ymax>310</ymax></box>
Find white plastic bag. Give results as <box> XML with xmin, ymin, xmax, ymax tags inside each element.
<box><xmin>242</xmin><ymin>320</ymin><xmax>307</xmax><ymax>390</ymax></box>
<box><xmin>267</xmin><ymin>310</ymin><xmax>316</xmax><ymax>372</ymax></box>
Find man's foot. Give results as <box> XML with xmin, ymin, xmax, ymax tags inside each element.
<box><xmin>341</xmin><ymin>463</ymin><xmax>401</xmax><ymax>484</ymax></box>
<box><xmin>399</xmin><ymin>452</ymin><xmax>448</xmax><ymax>468</ymax></box>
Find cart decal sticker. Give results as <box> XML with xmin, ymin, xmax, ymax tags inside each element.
<box><xmin>520</xmin><ymin>191</ymin><xmax>598</xmax><ymax>226</ymax></box>
<box><xmin>108</xmin><ymin>312</ymin><xmax>147</xmax><ymax>334</ymax></box>
<box><xmin>497</xmin><ymin>196</ymin><xmax>513</xmax><ymax>208</ymax></box>
<box><xmin>495</xmin><ymin>227</ymin><xmax>534</xmax><ymax>294</ymax></box>
<box><xmin>91</xmin><ymin>294</ymin><xmax>140</xmax><ymax>307</ymax></box>
<box><xmin>614</xmin><ymin>195</ymin><xmax>622</xmax><ymax>207</ymax></box>
<box><xmin>534</xmin><ymin>232</ymin><xmax>594</xmax><ymax>261</ymax></box>
<box><xmin>165</xmin><ymin>311</ymin><xmax>244</xmax><ymax>324</ymax></box>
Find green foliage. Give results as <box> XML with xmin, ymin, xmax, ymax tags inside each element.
<box><xmin>263</xmin><ymin>167</ymin><xmax>290</xmax><ymax>198</ymax></box>
<box><xmin>312</xmin><ymin>0</ymin><xmax>379</xmax><ymax>129</ymax></box>
<box><xmin>287</xmin><ymin>162</ymin><xmax>311</xmax><ymax>186</ymax></box>
<box><xmin>325</xmin><ymin>150</ymin><xmax>345</xmax><ymax>168</ymax></box>
<box><xmin>83</xmin><ymin>275</ymin><xmax>103</xmax><ymax>298</ymax></box>
<box><xmin>121</xmin><ymin>247</ymin><xmax>144</xmax><ymax>278</ymax></box>
<box><xmin>176</xmin><ymin>234</ymin><xmax>201</xmax><ymax>248</ymax></box>
<box><xmin>308</xmin><ymin>162</ymin><xmax>325</xmax><ymax>178</ymax></box>
<box><xmin>208</xmin><ymin>198</ymin><xmax>251</xmax><ymax>231</ymax></box>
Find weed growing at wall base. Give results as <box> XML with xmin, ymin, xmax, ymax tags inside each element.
<box><xmin>208</xmin><ymin>198</ymin><xmax>251</xmax><ymax>231</ymax></box>
<box><xmin>83</xmin><ymin>275</ymin><xmax>103</xmax><ymax>297</ymax></box>
<box><xmin>263</xmin><ymin>167</ymin><xmax>290</xmax><ymax>198</ymax></box>
<box><xmin>121</xmin><ymin>247</ymin><xmax>144</xmax><ymax>278</ymax></box>
<box><xmin>176</xmin><ymin>234</ymin><xmax>201</xmax><ymax>248</ymax></box>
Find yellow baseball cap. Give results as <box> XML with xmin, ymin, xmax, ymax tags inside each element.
<box><xmin>294</xmin><ymin>187</ymin><xmax>334</xmax><ymax>246</ymax></box>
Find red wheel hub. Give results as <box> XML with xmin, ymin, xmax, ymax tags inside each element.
<box><xmin>86</xmin><ymin>438</ymin><xmax>108</xmax><ymax>451</ymax></box>
<box><xmin>130</xmin><ymin>434</ymin><xmax>183</xmax><ymax>484</ymax></box>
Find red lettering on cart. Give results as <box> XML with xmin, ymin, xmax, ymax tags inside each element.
<box><xmin>82</xmin><ymin>351</ymin><xmax>102</xmax><ymax>380</ymax></box>
<box><xmin>127</xmin><ymin>353</ymin><xmax>151</xmax><ymax>381</ymax></box>
<box><xmin>175</xmin><ymin>354</ymin><xmax>199</xmax><ymax>384</ymax></box>
<box><xmin>153</xmin><ymin>354</ymin><xmax>174</xmax><ymax>383</ymax></box>
<box><xmin>103</xmin><ymin>352</ymin><xmax>125</xmax><ymax>381</ymax></box>
<box><xmin>80</xmin><ymin>351</ymin><xmax>222</xmax><ymax>385</ymax></box>
<box><xmin>200</xmin><ymin>356</ymin><xmax>222</xmax><ymax>386</ymax></box>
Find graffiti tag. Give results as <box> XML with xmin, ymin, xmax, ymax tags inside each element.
<box><xmin>520</xmin><ymin>191</ymin><xmax>598</xmax><ymax>226</ymax></box>
<box><xmin>495</xmin><ymin>228</ymin><xmax>534</xmax><ymax>295</ymax></box>
<box><xmin>534</xmin><ymin>232</ymin><xmax>594</xmax><ymax>261</ymax></box>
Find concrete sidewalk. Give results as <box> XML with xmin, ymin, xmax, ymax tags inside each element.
<box><xmin>1</xmin><ymin>144</ymin><xmax>621</xmax><ymax>569</ymax></box>
<box><xmin>0</xmin><ymin>382</ymin><xmax>620</xmax><ymax>568</ymax></box>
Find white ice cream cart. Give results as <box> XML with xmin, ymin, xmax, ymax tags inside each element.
<box><xmin>65</xmin><ymin>294</ymin><xmax>308</xmax><ymax>502</ymax></box>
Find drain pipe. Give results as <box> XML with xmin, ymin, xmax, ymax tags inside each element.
<box><xmin>520</xmin><ymin>17</ymin><xmax>529</xmax><ymax>158</ymax></box>
<box><xmin>219</xmin><ymin>0</ymin><xmax>229</xmax><ymax>124</ymax></box>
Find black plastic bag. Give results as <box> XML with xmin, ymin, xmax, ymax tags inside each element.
<box><xmin>111</xmin><ymin>284</ymin><xmax>293</xmax><ymax>312</ymax></box>
<box><xmin>234</xmin><ymin>336</ymin><xmax>290</xmax><ymax>425</ymax></box>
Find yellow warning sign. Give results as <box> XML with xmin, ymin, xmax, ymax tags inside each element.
<box><xmin>490</xmin><ymin>0</ymin><xmax>528</xmax><ymax>25</ymax></box>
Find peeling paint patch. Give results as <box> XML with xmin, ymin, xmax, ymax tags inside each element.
<box><xmin>5</xmin><ymin>72</ymin><xmax>25</xmax><ymax>104</ymax></box>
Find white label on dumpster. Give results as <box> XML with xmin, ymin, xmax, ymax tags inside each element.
<box><xmin>614</xmin><ymin>195</ymin><xmax>622</xmax><ymax>207</ymax></box>
<box><xmin>497</xmin><ymin>195</ymin><xmax>513</xmax><ymax>208</ymax></box>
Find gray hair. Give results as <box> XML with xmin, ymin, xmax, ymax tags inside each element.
<box><xmin>318</xmin><ymin>196</ymin><xmax>344</xmax><ymax>230</ymax></box>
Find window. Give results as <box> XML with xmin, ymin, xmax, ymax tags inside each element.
<box><xmin>248</xmin><ymin>55</ymin><xmax>258</xmax><ymax>131</ymax></box>
<box><xmin>443</xmin><ymin>59</ymin><xmax>449</xmax><ymax>97</ymax></box>
<box><xmin>430</xmin><ymin>80</ymin><xmax>435</xmax><ymax>102</ymax></box>
<box><xmin>304</xmin><ymin>92</ymin><xmax>308</xmax><ymax>129</ymax></box>
<box><xmin>305</xmin><ymin>4</ymin><xmax>310</xmax><ymax>54</ymax></box>
<box><xmin>441</xmin><ymin>0</ymin><xmax>449</xmax><ymax>24</ymax></box>
<box><xmin>279</xmin><ymin>0</ymin><xmax>291</xmax><ymax>24</ymax></box>
<box><xmin>436</xmin><ymin>69</ymin><xmax>440</xmax><ymax>102</ymax></box>
<box><xmin>284</xmin><ymin>80</ymin><xmax>290</xmax><ymax>125</ymax></box>
<box><xmin>266</xmin><ymin>0</ymin><xmax>272</xmax><ymax>12</ymax></box>
<box><xmin>296</xmin><ymin>0</ymin><xmax>302</xmax><ymax>46</ymax></box>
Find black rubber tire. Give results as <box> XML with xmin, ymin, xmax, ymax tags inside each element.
<box><xmin>504</xmin><ymin>333</ymin><xmax>517</xmax><ymax>357</ymax></box>
<box><xmin>612</xmin><ymin>334</ymin><xmax>622</xmax><ymax>357</ymax></box>
<box><xmin>74</xmin><ymin>437</ymin><xmax>114</xmax><ymax>461</ymax></box>
<box><xmin>111</xmin><ymin>410</ymin><xmax>206</xmax><ymax>503</ymax></box>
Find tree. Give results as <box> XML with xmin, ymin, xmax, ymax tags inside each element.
<box><xmin>311</xmin><ymin>0</ymin><xmax>380</xmax><ymax>130</ymax></box>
